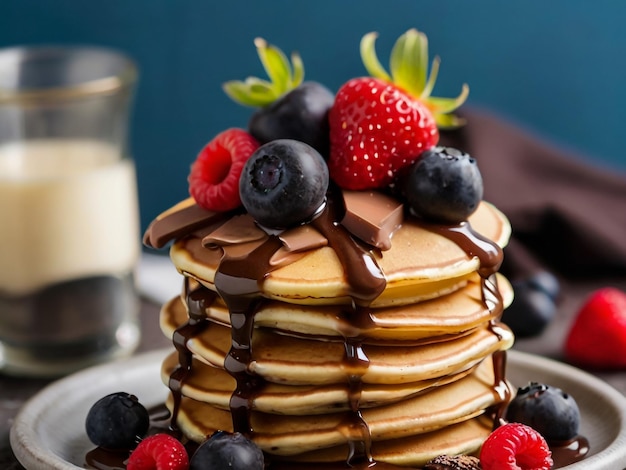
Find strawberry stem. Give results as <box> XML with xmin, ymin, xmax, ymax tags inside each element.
<box><xmin>359</xmin><ymin>28</ymin><xmax>469</xmax><ymax>129</ymax></box>
<box><xmin>360</xmin><ymin>32</ymin><xmax>391</xmax><ymax>82</ymax></box>
<box><xmin>223</xmin><ymin>38</ymin><xmax>305</xmax><ymax>108</ymax></box>
<box><xmin>390</xmin><ymin>28</ymin><xmax>427</xmax><ymax>97</ymax></box>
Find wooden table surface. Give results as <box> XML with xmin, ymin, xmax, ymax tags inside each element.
<box><xmin>3</xmin><ymin>276</ymin><xmax>626</xmax><ymax>469</ymax></box>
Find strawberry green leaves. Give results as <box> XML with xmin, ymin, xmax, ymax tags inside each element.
<box><xmin>223</xmin><ymin>38</ymin><xmax>304</xmax><ymax>108</ymax></box>
<box><xmin>360</xmin><ymin>29</ymin><xmax>469</xmax><ymax>129</ymax></box>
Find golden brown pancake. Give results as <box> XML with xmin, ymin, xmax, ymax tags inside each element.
<box><xmin>160</xmin><ymin>274</ymin><xmax>513</xmax><ymax>342</ymax></box>
<box><xmin>169</xmin><ymin>201</ymin><xmax>510</xmax><ymax>307</ymax></box>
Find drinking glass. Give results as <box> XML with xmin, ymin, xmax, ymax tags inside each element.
<box><xmin>0</xmin><ymin>46</ymin><xmax>141</xmax><ymax>376</ymax></box>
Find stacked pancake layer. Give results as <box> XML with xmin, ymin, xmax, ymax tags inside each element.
<box><xmin>145</xmin><ymin>190</ymin><xmax>515</xmax><ymax>468</ymax></box>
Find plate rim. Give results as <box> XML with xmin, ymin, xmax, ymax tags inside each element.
<box><xmin>9</xmin><ymin>348</ymin><xmax>626</xmax><ymax>470</ymax></box>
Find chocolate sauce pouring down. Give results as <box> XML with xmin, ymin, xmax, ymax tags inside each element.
<box><xmin>310</xmin><ymin>196</ymin><xmax>386</xmax><ymax>465</ymax></box>
<box><xmin>213</xmin><ymin>235</ymin><xmax>284</xmax><ymax>433</ymax></box>
<box><xmin>420</xmin><ymin>220</ymin><xmax>512</xmax><ymax>421</ymax></box>
<box><xmin>169</xmin><ymin>277</ymin><xmax>217</xmax><ymax>424</ymax></box>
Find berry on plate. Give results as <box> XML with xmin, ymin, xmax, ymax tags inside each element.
<box><xmin>402</xmin><ymin>146</ymin><xmax>483</xmax><ymax>224</ymax></box>
<box><xmin>223</xmin><ymin>38</ymin><xmax>334</xmax><ymax>155</ymax></box>
<box><xmin>480</xmin><ymin>422</ymin><xmax>553</xmax><ymax>470</ymax></box>
<box><xmin>501</xmin><ymin>271</ymin><xmax>559</xmax><ymax>338</ymax></box>
<box><xmin>328</xmin><ymin>28</ymin><xmax>469</xmax><ymax>190</ymax></box>
<box><xmin>239</xmin><ymin>139</ymin><xmax>329</xmax><ymax>229</ymax></box>
<box><xmin>85</xmin><ymin>392</ymin><xmax>149</xmax><ymax>450</ymax></box>
<box><xmin>127</xmin><ymin>433</ymin><xmax>189</xmax><ymax>470</ymax></box>
<box><xmin>189</xmin><ymin>431</ymin><xmax>264</xmax><ymax>470</ymax></box>
<box><xmin>188</xmin><ymin>128</ymin><xmax>259</xmax><ymax>212</ymax></box>
<box><xmin>506</xmin><ymin>382</ymin><xmax>580</xmax><ymax>442</ymax></box>
<box><xmin>564</xmin><ymin>287</ymin><xmax>626</xmax><ymax>369</ymax></box>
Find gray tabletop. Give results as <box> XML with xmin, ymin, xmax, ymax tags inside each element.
<box><xmin>3</xmin><ymin>277</ymin><xmax>626</xmax><ymax>469</ymax></box>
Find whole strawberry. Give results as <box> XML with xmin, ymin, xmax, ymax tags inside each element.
<box><xmin>328</xmin><ymin>29</ymin><xmax>468</xmax><ymax>190</ymax></box>
<box><xmin>565</xmin><ymin>287</ymin><xmax>626</xmax><ymax>369</ymax></box>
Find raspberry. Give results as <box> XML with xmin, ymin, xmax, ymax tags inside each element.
<box><xmin>188</xmin><ymin>128</ymin><xmax>259</xmax><ymax>212</ymax></box>
<box><xmin>479</xmin><ymin>423</ymin><xmax>552</xmax><ymax>470</ymax></box>
<box><xmin>127</xmin><ymin>433</ymin><xmax>189</xmax><ymax>470</ymax></box>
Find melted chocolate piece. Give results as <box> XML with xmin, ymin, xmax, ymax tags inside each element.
<box><xmin>341</xmin><ymin>190</ymin><xmax>404</xmax><ymax>251</ymax></box>
<box><xmin>311</xmin><ymin>192</ymin><xmax>386</xmax><ymax>306</ymax></box>
<box><xmin>143</xmin><ymin>199</ymin><xmax>231</xmax><ymax>249</ymax></box>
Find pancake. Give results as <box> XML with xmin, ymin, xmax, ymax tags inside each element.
<box><xmin>166</xmin><ymin>357</ymin><xmax>504</xmax><ymax>456</ymax></box>
<box><xmin>160</xmin><ymin>274</ymin><xmax>513</xmax><ymax>341</ymax></box>
<box><xmin>160</xmin><ymin>352</ymin><xmax>477</xmax><ymax>415</ymax></box>
<box><xmin>282</xmin><ymin>417</ymin><xmax>493</xmax><ymax>467</ymax></box>
<box><xmin>169</xmin><ymin>201</ymin><xmax>510</xmax><ymax>307</ymax></box>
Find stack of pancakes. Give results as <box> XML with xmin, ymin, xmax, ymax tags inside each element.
<box><xmin>144</xmin><ymin>190</ymin><xmax>514</xmax><ymax>468</ymax></box>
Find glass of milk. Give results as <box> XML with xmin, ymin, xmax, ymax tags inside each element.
<box><xmin>0</xmin><ymin>46</ymin><xmax>141</xmax><ymax>376</ymax></box>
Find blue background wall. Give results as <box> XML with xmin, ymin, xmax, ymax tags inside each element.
<box><xmin>2</xmin><ymin>0</ymin><xmax>625</xmax><ymax>230</ymax></box>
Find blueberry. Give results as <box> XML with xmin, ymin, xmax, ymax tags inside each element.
<box><xmin>506</xmin><ymin>382</ymin><xmax>580</xmax><ymax>442</ymax></box>
<box><xmin>190</xmin><ymin>431</ymin><xmax>264</xmax><ymax>470</ymax></box>
<box><xmin>501</xmin><ymin>271</ymin><xmax>559</xmax><ymax>337</ymax></box>
<box><xmin>239</xmin><ymin>139</ymin><xmax>329</xmax><ymax>229</ymax></box>
<box><xmin>85</xmin><ymin>392</ymin><xmax>149</xmax><ymax>449</ymax></box>
<box><xmin>249</xmin><ymin>81</ymin><xmax>334</xmax><ymax>157</ymax></box>
<box><xmin>402</xmin><ymin>146</ymin><xmax>483</xmax><ymax>224</ymax></box>
<box><xmin>526</xmin><ymin>270</ymin><xmax>560</xmax><ymax>301</ymax></box>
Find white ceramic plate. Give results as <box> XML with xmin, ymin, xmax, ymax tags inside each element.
<box><xmin>10</xmin><ymin>349</ymin><xmax>626</xmax><ymax>469</ymax></box>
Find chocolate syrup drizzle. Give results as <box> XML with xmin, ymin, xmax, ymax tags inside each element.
<box><xmin>168</xmin><ymin>277</ymin><xmax>217</xmax><ymax>425</ymax></box>
<box><xmin>422</xmin><ymin>221</ymin><xmax>511</xmax><ymax>422</ymax></box>
<box><xmin>166</xmin><ymin>192</ymin><xmax>512</xmax><ymax>469</ymax></box>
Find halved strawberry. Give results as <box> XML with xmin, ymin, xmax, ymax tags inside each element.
<box><xmin>188</xmin><ymin>128</ymin><xmax>259</xmax><ymax>211</ymax></box>
<box><xmin>328</xmin><ymin>29</ymin><xmax>469</xmax><ymax>190</ymax></box>
<box><xmin>564</xmin><ymin>287</ymin><xmax>626</xmax><ymax>369</ymax></box>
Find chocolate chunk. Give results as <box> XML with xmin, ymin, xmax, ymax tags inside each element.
<box><xmin>341</xmin><ymin>190</ymin><xmax>404</xmax><ymax>250</ymax></box>
<box><xmin>423</xmin><ymin>454</ymin><xmax>481</xmax><ymax>470</ymax></box>
<box><xmin>143</xmin><ymin>198</ymin><xmax>228</xmax><ymax>249</ymax></box>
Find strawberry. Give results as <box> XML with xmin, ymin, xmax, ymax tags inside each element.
<box><xmin>328</xmin><ymin>28</ymin><xmax>469</xmax><ymax>190</ymax></box>
<box><xmin>127</xmin><ymin>433</ymin><xmax>189</xmax><ymax>470</ymax></box>
<box><xmin>188</xmin><ymin>128</ymin><xmax>259</xmax><ymax>212</ymax></box>
<box><xmin>564</xmin><ymin>287</ymin><xmax>626</xmax><ymax>369</ymax></box>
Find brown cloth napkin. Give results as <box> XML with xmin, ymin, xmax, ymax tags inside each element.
<box><xmin>439</xmin><ymin>108</ymin><xmax>626</xmax><ymax>282</ymax></box>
